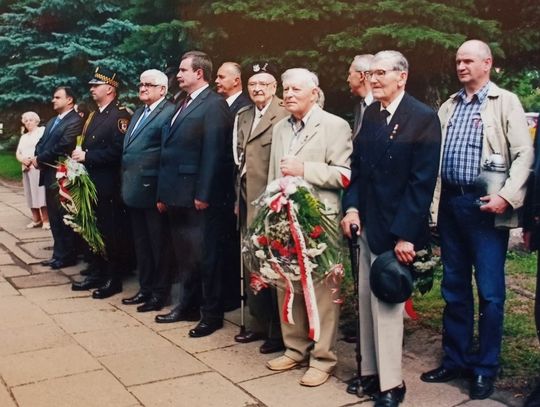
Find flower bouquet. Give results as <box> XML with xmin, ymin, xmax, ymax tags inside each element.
<box><xmin>243</xmin><ymin>176</ymin><xmax>343</xmax><ymax>341</ymax></box>
<box><xmin>411</xmin><ymin>247</ymin><xmax>440</xmax><ymax>295</ymax></box>
<box><xmin>56</xmin><ymin>155</ymin><xmax>105</xmax><ymax>256</ymax></box>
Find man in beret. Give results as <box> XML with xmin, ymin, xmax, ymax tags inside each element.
<box><xmin>71</xmin><ymin>67</ymin><xmax>132</xmax><ymax>299</ymax></box>
<box><xmin>233</xmin><ymin>61</ymin><xmax>288</xmax><ymax>354</ymax></box>
<box><xmin>341</xmin><ymin>51</ymin><xmax>441</xmax><ymax>406</ymax></box>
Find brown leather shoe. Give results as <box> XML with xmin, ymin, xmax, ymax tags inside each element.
<box><xmin>299</xmin><ymin>367</ymin><xmax>330</xmax><ymax>387</ymax></box>
<box><xmin>266</xmin><ymin>355</ymin><xmax>299</xmax><ymax>371</ymax></box>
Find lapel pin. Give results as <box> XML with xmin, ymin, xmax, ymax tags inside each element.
<box><xmin>389</xmin><ymin>124</ymin><xmax>399</xmax><ymax>139</ymax></box>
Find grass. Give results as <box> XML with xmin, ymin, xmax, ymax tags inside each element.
<box><xmin>0</xmin><ymin>151</ymin><xmax>22</xmax><ymax>181</ymax></box>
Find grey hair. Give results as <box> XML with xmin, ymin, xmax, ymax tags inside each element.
<box><xmin>372</xmin><ymin>50</ymin><xmax>409</xmax><ymax>72</ymax></box>
<box><xmin>281</xmin><ymin>68</ymin><xmax>319</xmax><ymax>89</ymax></box>
<box><xmin>351</xmin><ymin>54</ymin><xmax>374</xmax><ymax>72</ymax></box>
<box><xmin>21</xmin><ymin>111</ymin><xmax>40</xmax><ymax>123</ymax></box>
<box><xmin>140</xmin><ymin>69</ymin><xmax>168</xmax><ymax>92</ymax></box>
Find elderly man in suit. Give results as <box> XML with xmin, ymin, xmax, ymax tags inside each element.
<box><xmin>341</xmin><ymin>50</ymin><xmax>441</xmax><ymax>406</ymax></box>
<box><xmin>71</xmin><ymin>67</ymin><xmax>131</xmax><ymax>299</ymax></box>
<box><xmin>33</xmin><ymin>86</ymin><xmax>83</xmax><ymax>269</ymax></box>
<box><xmin>265</xmin><ymin>68</ymin><xmax>353</xmax><ymax>387</ymax></box>
<box><xmin>232</xmin><ymin>61</ymin><xmax>288</xmax><ymax>354</ymax></box>
<box><xmin>155</xmin><ymin>51</ymin><xmax>233</xmax><ymax>338</ymax></box>
<box><xmin>120</xmin><ymin>69</ymin><xmax>176</xmax><ymax>312</ymax></box>
<box><xmin>347</xmin><ymin>54</ymin><xmax>374</xmax><ymax>141</ymax></box>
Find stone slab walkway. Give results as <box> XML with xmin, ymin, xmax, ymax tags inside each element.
<box><xmin>0</xmin><ymin>183</ymin><xmax>521</xmax><ymax>406</ymax></box>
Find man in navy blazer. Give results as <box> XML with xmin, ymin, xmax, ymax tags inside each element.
<box><xmin>155</xmin><ymin>51</ymin><xmax>233</xmax><ymax>338</ymax></box>
<box><xmin>34</xmin><ymin>86</ymin><xmax>83</xmax><ymax>269</ymax></box>
<box><xmin>120</xmin><ymin>69</ymin><xmax>176</xmax><ymax>312</ymax></box>
<box><xmin>341</xmin><ymin>51</ymin><xmax>441</xmax><ymax>407</ymax></box>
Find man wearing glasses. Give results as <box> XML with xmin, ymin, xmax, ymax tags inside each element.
<box><xmin>341</xmin><ymin>51</ymin><xmax>441</xmax><ymax>406</ymax></box>
<box><xmin>120</xmin><ymin>69</ymin><xmax>176</xmax><ymax>312</ymax></box>
<box><xmin>233</xmin><ymin>61</ymin><xmax>288</xmax><ymax>354</ymax></box>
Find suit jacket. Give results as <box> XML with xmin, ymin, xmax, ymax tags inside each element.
<box><xmin>158</xmin><ymin>87</ymin><xmax>233</xmax><ymax>207</ymax></box>
<box><xmin>35</xmin><ymin>110</ymin><xmax>83</xmax><ymax>187</ymax></box>
<box><xmin>268</xmin><ymin>105</ymin><xmax>353</xmax><ymax>215</ymax></box>
<box><xmin>343</xmin><ymin>93</ymin><xmax>441</xmax><ymax>254</ymax></box>
<box><xmin>82</xmin><ymin>101</ymin><xmax>131</xmax><ymax>197</ymax></box>
<box><xmin>352</xmin><ymin>98</ymin><xmax>366</xmax><ymax>141</ymax></box>
<box><xmin>229</xmin><ymin>92</ymin><xmax>252</xmax><ymax>116</ymax></box>
<box><xmin>121</xmin><ymin>98</ymin><xmax>176</xmax><ymax>208</ymax></box>
<box><xmin>235</xmin><ymin>96</ymin><xmax>288</xmax><ymax>226</ymax></box>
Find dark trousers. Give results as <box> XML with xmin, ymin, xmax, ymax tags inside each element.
<box><xmin>129</xmin><ymin>207</ymin><xmax>172</xmax><ymax>299</ymax></box>
<box><xmin>438</xmin><ymin>190</ymin><xmax>509</xmax><ymax>377</ymax></box>
<box><xmin>168</xmin><ymin>206</ymin><xmax>223</xmax><ymax>321</ymax></box>
<box><xmin>219</xmin><ymin>207</ymin><xmax>241</xmax><ymax>310</ymax></box>
<box><xmin>45</xmin><ymin>184</ymin><xmax>76</xmax><ymax>261</ymax></box>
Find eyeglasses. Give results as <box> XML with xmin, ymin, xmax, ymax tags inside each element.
<box><xmin>137</xmin><ymin>82</ymin><xmax>161</xmax><ymax>89</ymax></box>
<box><xmin>247</xmin><ymin>81</ymin><xmax>275</xmax><ymax>88</ymax></box>
<box><xmin>365</xmin><ymin>69</ymin><xmax>400</xmax><ymax>79</ymax></box>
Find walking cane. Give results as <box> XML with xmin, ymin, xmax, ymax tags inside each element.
<box><xmin>347</xmin><ymin>223</ymin><xmax>364</xmax><ymax>396</ymax></box>
<box><xmin>238</xmin><ymin>235</ymin><xmax>247</xmax><ymax>337</ymax></box>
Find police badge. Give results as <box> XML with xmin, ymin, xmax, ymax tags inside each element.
<box><xmin>118</xmin><ymin>118</ymin><xmax>129</xmax><ymax>134</ymax></box>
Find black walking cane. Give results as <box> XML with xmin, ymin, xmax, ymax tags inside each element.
<box><xmin>238</xmin><ymin>235</ymin><xmax>247</xmax><ymax>337</ymax></box>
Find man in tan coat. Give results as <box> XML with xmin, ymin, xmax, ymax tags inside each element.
<box><xmin>234</xmin><ymin>61</ymin><xmax>289</xmax><ymax>354</ymax></box>
<box><xmin>266</xmin><ymin>68</ymin><xmax>352</xmax><ymax>387</ymax></box>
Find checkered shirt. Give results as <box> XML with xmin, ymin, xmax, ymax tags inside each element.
<box><xmin>441</xmin><ymin>82</ymin><xmax>490</xmax><ymax>186</ymax></box>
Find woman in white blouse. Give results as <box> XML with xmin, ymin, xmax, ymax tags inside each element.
<box><xmin>15</xmin><ymin>111</ymin><xmax>49</xmax><ymax>229</ymax></box>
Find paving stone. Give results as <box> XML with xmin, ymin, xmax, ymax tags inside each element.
<box><xmin>159</xmin><ymin>321</ymin><xmax>239</xmax><ymax>354</ymax></box>
<box><xmin>74</xmin><ymin>325</ymin><xmax>171</xmax><ymax>357</ymax></box>
<box><xmin>0</xmin><ymin>381</ymin><xmax>16</xmax><ymax>407</ymax></box>
<box><xmin>0</xmin><ymin>281</ymin><xmax>19</xmax><ymax>296</ymax></box>
<box><xmin>52</xmin><ymin>309</ymin><xmax>141</xmax><ymax>334</ymax></box>
<box><xmin>99</xmin><ymin>345</ymin><xmax>209</xmax><ymax>386</ymax></box>
<box><xmin>10</xmin><ymin>272</ymin><xmax>70</xmax><ymax>289</ymax></box>
<box><xmin>0</xmin><ymin>344</ymin><xmax>101</xmax><ymax>386</ymax></box>
<box><xmin>40</xmin><ymin>296</ymin><xmax>116</xmax><ymax>315</ymax></box>
<box><xmin>0</xmin><ymin>296</ymin><xmax>52</xmax><ymax>329</ymax></box>
<box><xmin>130</xmin><ymin>371</ymin><xmax>258</xmax><ymax>407</ymax></box>
<box><xmin>333</xmin><ymin>340</ymin><xmax>356</xmax><ymax>382</ymax></box>
<box><xmin>19</xmin><ymin>284</ymin><xmax>89</xmax><ymax>302</ymax></box>
<box><xmin>197</xmin><ymin>341</ymin><xmax>278</xmax><ymax>383</ymax></box>
<box><xmin>240</xmin><ymin>368</ymin><xmax>358</xmax><ymax>407</ymax></box>
<box><xmin>0</xmin><ymin>265</ymin><xmax>30</xmax><ymax>277</ymax></box>
<box><xmin>119</xmin><ymin>305</ymin><xmax>194</xmax><ymax>332</ymax></box>
<box><xmin>0</xmin><ymin>252</ymin><xmax>14</xmax><ymax>265</ymax></box>
<box><xmin>0</xmin><ymin>323</ymin><xmax>73</xmax><ymax>356</ymax></box>
<box><xmin>11</xmin><ymin>370</ymin><xmax>137</xmax><ymax>407</ymax></box>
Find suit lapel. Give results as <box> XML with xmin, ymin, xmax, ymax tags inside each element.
<box><xmin>290</xmin><ymin>106</ymin><xmax>322</xmax><ymax>156</ymax></box>
<box><xmin>247</xmin><ymin>98</ymin><xmax>279</xmax><ymax>144</ymax></box>
<box><xmin>168</xmin><ymin>88</ymin><xmax>210</xmax><ymax>137</ymax></box>
<box><xmin>125</xmin><ymin>100</ymin><xmax>166</xmax><ymax>148</ymax></box>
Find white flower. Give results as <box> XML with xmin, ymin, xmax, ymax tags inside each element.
<box><xmin>251</xmin><ymin>235</ymin><xmax>261</xmax><ymax>249</ymax></box>
<box><xmin>255</xmin><ymin>250</ymin><xmax>266</xmax><ymax>259</ymax></box>
<box><xmin>306</xmin><ymin>242</ymin><xmax>327</xmax><ymax>257</ymax></box>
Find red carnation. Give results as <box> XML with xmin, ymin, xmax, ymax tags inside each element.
<box><xmin>257</xmin><ymin>235</ymin><xmax>269</xmax><ymax>246</ymax></box>
<box><xmin>271</xmin><ymin>240</ymin><xmax>283</xmax><ymax>250</ymax></box>
<box><xmin>278</xmin><ymin>246</ymin><xmax>289</xmax><ymax>257</ymax></box>
<box><xmin>310</xmin><ymin>225</ymin><xmax>324</xmax><ymax>239</ymax></box>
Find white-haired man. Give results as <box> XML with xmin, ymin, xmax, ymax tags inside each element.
<box><xmin>266</xmin><ymin>68</ymin><xmax>353</xmax><ymax>387</ymax></box>
<box><xmin>341</xmin><ymin>50</ymin><xmax>441</xmax><ymax>406</ymax></box>
<box><xmin>120</xmin><ymin>69</ymin><xmax>176</xmax><ymax>311</ymax></box>
<box><xmin>347</xmin><ymin>54</ymin><xmax>374</xmax><ymax>140</ymax></box>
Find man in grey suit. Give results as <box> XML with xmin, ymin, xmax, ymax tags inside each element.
<box><xmin>121</xmin><ymin>69</ymin><xmax>176</xmax><ymax>312</ymax></box>
<box><xmin>347</xmin><ymin>54</ymin><xmax>374</xmax><ymax>141</ymax></box>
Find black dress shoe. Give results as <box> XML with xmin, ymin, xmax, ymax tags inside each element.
<box><xmin>234</xmin><ymin>330</ymin><xmax>265</xmax><ymax>343</ymax></box>
<box><xmin>346</xmin><ymin>374</ymin><xmax>380</xmax><ymax>397</ymax></box>
<box><xmin>122</xmin><ymin>291</ymin><xmax>150</xmax><ymax>305</ymax></box>
<box><xmin>374</xmin><ymin>382</ymin><xmax>406</xmax><ymax>407</ymax></box>
<box><xmin>155</xmin><ymin>307</ymin><xmax>200</xmax><ymax>323</ymax></box>
<box><xmin>50</xmin><ymin>258</ymin><xmax>77</xmax><ymax>270</ymax></box>
<box><xmin>188</xmin><ymin>320</ymin><xmax>223</xmax><ymax>338</ymax></box>
<box><xmin>137</xmin><ymin>297</ymin><xmax>165</xmax><ymax>312</ymax></box>
<box><xmin>40</xmin><ymin>258</ymin><xmax>57</xmax><ymax>266</ymax></box>
<box><xmin>421</xmin><ymin>366</ymin><xmax>460</xmax><ymax>383</ymax></box>
<box><xmin>71</xmin><ymin>277</ymin><xmax>104</xmax><ymax>291</ymax></box>
<box><xmin>259</xmin><ymin>338</ymin><xmax>285</xmax><ymax>354</ymax></box>
<box><xmin>92</xmin><ymin>279</ymin><xmax>122</xmax><ymax>299</ymax></box>
<box><xmin>470</xmin><ymin>375</ymin><xmax>495</xmax><ymax>400</ymax></box>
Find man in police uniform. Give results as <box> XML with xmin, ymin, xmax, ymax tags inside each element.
<box><xmin>71</xmin><ymin>67</ymin><xmax>131</xmax><ymax>299</ymax></box>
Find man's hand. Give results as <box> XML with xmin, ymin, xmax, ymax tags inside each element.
<box><xmin>156</xmin><ymin>202</ymin><xmax>167</xmax><ymax>213</ymax></box>
<box><xmin>21</xmin><ymin>157</ymin><xmax>32</xmax><ymax>167</ymax></box>
<box><xmin>479</xmin><ymin>194</ymin><xmax>510</xmax><ymax>214</ymax></box>
<box><xmin>194</xmin><ymin>199</ymin><xmax>209</xmax><ymax>210</ymax></box>
<box><xmin>394</xmin><ymin>239</ymin><xmax>415</xmax><ymax>264</ymax></box>
<box><xmin>31</xmin><ymin>157</ymin><xmax>39</xmax><ymax>169</ymax></box>
<box><xmin>234</xmin><ymin>202</ymin><xmax>239</xmax><ymax>217</ymax></box>
<box><xmin>280</xmin><ymin>156</ymin><xmax>304</xmax><ymax>177</ymax></box>
<box><xmin>71</xmin><ymin>149</ymin><xmax>86</xmax><ymax>162</ymax></box>
<box><xmin>340</xmin><ymin>211</ymin><xmax>361</xmax><ymax>239</ymax></box>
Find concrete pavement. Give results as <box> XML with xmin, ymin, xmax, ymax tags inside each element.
<box><xmin>0</xmin><ymin>182</ymin><xmax>519</xmax><ymax>406</ymax></box>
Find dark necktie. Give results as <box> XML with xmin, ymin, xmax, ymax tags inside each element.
<box><xmin>171</xmin><ymin>95</ymin><xmax>191</xmax><ymax>125</ymax></box>
<box><xmin>379</xmin><ymin>109</ymin><xmax>390</xmax><ymax>126</ymax></box>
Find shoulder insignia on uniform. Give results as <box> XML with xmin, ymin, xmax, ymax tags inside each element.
<box><xmin>118</xmin><ymin>118</ymin><xmax>129</xmax><ymax>134</ymax></box>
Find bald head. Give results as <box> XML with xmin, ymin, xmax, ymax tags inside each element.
<box><xmin>455</xmin><ymin>39</ymin><xmax>493</xmax><ymax>93</ymax></box>
<box><xmin>215</xmin><ymin>62</ymin><xmax>243</xmax><ymax>97</ymax></box>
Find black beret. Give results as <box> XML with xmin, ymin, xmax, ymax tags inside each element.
<box><xmin>245</xmin><ymin>61</ymin><xmax>279</xmax><ymax>81</ymax></box>
<box><xmin>370</xmin><ymin>250</ymin><xmax>413</xmax><ymax>304</ymax></box>
<box><xmin>89</xmin><ymin>66</ymin><xmax>119</xmax><ymax>88</ymax></box>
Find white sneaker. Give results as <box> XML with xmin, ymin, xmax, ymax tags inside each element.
<box><xmin>42</xmin><ymin>222</ymin><xmax>50</xmax><ymax>230</ymax></box>
<box><xmin>26</xmin><ymin>221</ymin><xmax>42</xmax><ymax>229</ymax></box>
